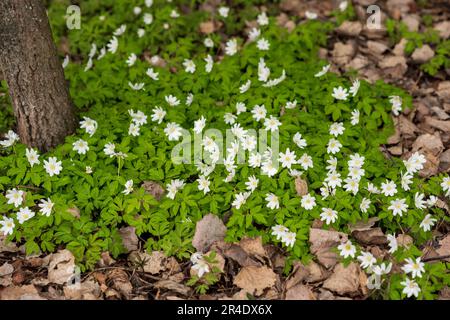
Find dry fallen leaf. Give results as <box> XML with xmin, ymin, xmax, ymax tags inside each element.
<box><xmin>239</xmin><ymin>236</ymin><xmax>267</xmax><ymax>257</ymax></box>
<box><xmin>378</xmin><ymin>55</ymin><xmax>408</xmax><ymax>78</ymax></box>
<box><xmin>233</xmin><ymin>266</ymin><xmax>277</xmax><ymax>296</ymax></box>
<box><xmin>322</xmin><ymin>263</ymin><xmax>365</xmax><ymax>296</ymax></box>
<box><xmin>332</xmin><ymin>42</ymin><xmax>356</xmax><ymax>65</ymax></box>
<box><xmin>309</xmin><ymin>228</ymin><xmax>348</xmax><ymax>269</ymax></box>
<box><xmin>367</xmin><ymin>41</ymin><xmax>388</xmax><ymax>55</ymax></box>
<box><xmin>434</xmin><ymin>21</ymin><xmax>450</xmax><ymax>39</ymax></box>
<box><xmin>399</xmin><ymin>115</ymin><xmax>419</xmax><ymax>137</ymax></box>
<box><xmin>436</xmin><ymin>235</ymin><xmax>450</xmax><ymax>262</ymax></box>
<box><xmin>285</xmin><ymin>284</ymin><xmax>316</xmax><ymax>300</ymax></box>
<box><xmin>232</xmin><ymin>289</ymin><xmax>251</xmax><ymax>300</ymax></box>
<box><xmin>348</xmin><ymin>217</ymin><xmax>380</xmax><ymax>232</ymax></box>
<box><xmin>141</xmin><ymin>181</ymin><xmax>165</xmax><ymax>201</ymax></box>
<box><xmin>397</xmin><ymin>234</ymin><xmax>413</xmax><ymax>249</ymax></box>
<box><xmin>402</xmin><ymin>14</ymin><xmax>420</xmax><ymax>32</ymax></box>
<box><xmin>129</xmin><ymin>251</ymin><xmax>167</xmax><ymax>274</ymax></box>
<box><xmin>295</xmin><ymin>177</ymin><xmax>308</xmax><ymax>196</ymax></box>
<box><xmin>192</xmin><ymin>213</ymin><xmax>227</xmax><ymax>252</ymax></box>
<box><xmin>411</xmin><ymin>45</ymin><xmax>435</xmax><ymax>63</ymax></box>
<box><xmin>424</xmin><ymin>117</ymin><xmax>450</xmax><ymax>133</ymax></box>
<box><xmin>285</xmin><ymin>262</ymin><xmax>309</xmax><ymax>290</ymax></box>
<box><xmin>0</xmin><ymin>262</ymin><xmax>14</xmax><ymax>287</ymax></box>
<box><xmin>0</xmin><ymin>236</ymin><xmax>20</xmax><ymax>253</ymax></box>
<box><xmin>0</xmin><ymin>284</ymin><xmax>45</xmax><ymax>300</ymax></box>
<box><xmin>336</xmin><ymin>21</ymin><xmax>362</xmax><ymax>37</ymax></box>
<box><xmin>438</xmin><ymin>286</ymin><xmax>450</xmax><ymax>300</ymax></box>
<box><xmin>106</xmin><ymin>269</ymin><xmax>133</xmax><ymax>299</ymax></box>
<box><xmin>412</xmin><ymin>133</ymin><xmax>444</xmax><ymax>154</ymax></box>
<box><xmin>64</xmin><ymin>278</ymin><xmax>102</xmax><ymax>300</ymax></box>
<box><xmin>440</xmin><ymin>149</ymin><xmax>450</xmax><ymax>172</ymax></box>
<box><xmin>119</xmin><ymin>226</ymin><xmax>139</xmax><ymax>253</ymax></box>
<box><xmin>346</xmin><ymin>54</ymin><xmax>370</xmax><ymax>71</ymax></box>
<box><xmin>317</xmin><ymin>288</ymin><xmax>336</xmax><ymax>300</ymax></box>
<box><xmin>223</xmin><ymin>244</ymin><xmax>260</xmax><ymax>267</ymax></box>
<box><xmin>47</xmin><ymin>249</ymin><xmax>76</xmax><ymax>285</ymax></box>
<box><xmin>437</xmin><ymin>81</ymin><xmax>450</xmax><ymax>102</ymax></box>
<box><xmin>199</xmin><ymin>20</ymin><xmax>222</xmax><ymax>34</ymax></box>
<box><xmin>305</xmin><ymin>261</ymin><xmax>329</xmax><ymax>283</ymax></box>
<box><xmin>393</xmin><ymin>38</ymin><xmax>408</xmax><ymax>56</ymax></box>
<box><xmin>154</xmin><ymin>280</ymin><xmax>191</xmax><ymax>296</ymax></box>
<box><xmin>352</xmin><ymin>227</ymin><xmax>387</xmax><ymax>246</ymax></box>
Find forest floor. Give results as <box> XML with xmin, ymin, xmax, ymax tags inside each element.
<box><xmin>1</xmin><ymin>0</ymin><xmax>449</xmax><ymax>300</ymax></box>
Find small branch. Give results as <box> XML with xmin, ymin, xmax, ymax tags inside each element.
<box><xmin>422</xmin><ymin>255</ymin><xmax>450</xmax><ymax>263</ymax></box>
<box><xmin>7</xmin><ymin>184</ymin><xmax>43</xmax><ymax>191</ymax></box>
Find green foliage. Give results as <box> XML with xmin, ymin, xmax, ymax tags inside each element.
<box><xmin>422</xmin><ymin>40</ymin><xmax>450</xmax><ymax>76</ymax></box>
<box><xmin>386</xmin><ymin>18</ymin><xmax>447</xmax><ymax>76</ymax></box>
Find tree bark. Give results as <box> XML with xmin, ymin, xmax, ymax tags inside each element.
<box><xmin>0</xmin><ymin>0</ymin><xmax>76</xmax><ymax>152</ymax></box>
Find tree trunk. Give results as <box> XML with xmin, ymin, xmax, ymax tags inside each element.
<box><xmin>0</xmin><ymin>0</ymin><xmax>76</xmax><ymax>152</ymax></box>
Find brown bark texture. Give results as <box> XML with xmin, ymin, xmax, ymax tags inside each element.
<box><xmin>0</xmin><ymin>0</ymin><xmax>76</xmax><ymax>151</ymax></box>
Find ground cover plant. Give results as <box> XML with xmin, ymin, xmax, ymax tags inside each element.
<box><xmin>0</xmin><ymin>0</ymin><xmax>449</xmax><ymax>300</ymax></box>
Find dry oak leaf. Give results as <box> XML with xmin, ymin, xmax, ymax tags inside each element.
<box><xmin>402</xmin><ymin>14</ymin><xmax>420</xmax><ymax>32</ymax></box>
<box><xmin>398</xmin><ymin>115</ymin><xmax>419</xmax><ymax>137</ymax></box>
<box><xmin>232</xmin><ymin>289</ymin><xmax>251</xmax><ymax>300</ymax></box>
<box><xmin>412</xmin><ymin>133</ymin><xmax>443</xmax><ymax>177</ymax></box>
<box><xmin>233</xmin><ymin>266</ymin><xmax>277</xmax><ymax>296</ymax></box>
<box><xmin>434</xmin><ymin>21</ymin><xmax>450</xmax><ymax>39</ymax></box>
<box><xmin>386</xmin><ymin>0</ymin><xmax>414</xmax><ymax>16</ymax></box>
<box><xmin>285</xmin><ymin>262</ymin><xmax>309</xmax><ymax>290</ymax></box>
<box><xmin>199</xmin><ymin>20</ymin><xmax>222</xmax><ymax>34</ymax></box>
<box><xmin>412</xmin><ymin>133</ymin><xmax>444</xmax><ymax>156</ymax></box>
<box><xmin>0</xmin><ymin>285</ymin><xmax>45</xmax><ymax>300</ymax></box>
<box><xmin>141</xmin><ymin>181</ymin><xmax>165</xmax><ymax>201</ymax></box>
<box><xmin>348</xmin><ymin>217</ymin><xmax>380</xmax><ymax>232</ymax></box>
<box><xmin>239</xmin><ymin>236</ymin><xmax>267</xmax><ymax>257</ymax></box>
<box><xmin>154</xmin><ymin>280</ymin><xmax>191</xmax><ymax>296</ymax></box>
<box><xmin>129</xmin><ymin>250</ymin><xmax>167</xmax><ymax>274</ymax></box>
<box><xmin>437</xmin><ymin>82</ymin><xmax>450</xmax><ymax>102</ymax></box>
<box><xmin>295</xmin><ymin>177</ymin><xmax>308</xmax><ymax>196</ymax></box>
<box><xmin>285</xmin><ymin>284</ymin><xmax>316</xmax><ymax>300</ymax></box>
<box><xmin>63</xmin><ymin>278</ymin><xmax>102</xmax><ymax>300</ymax></box>
<box><xmin>332</xmin><ymin>42</ymin><xmax>356</xmax><ymax>65</ymax></box>
<box><xmin>309</xmin><ymin>228</ymin><xmax>348</xmax><ymax>269</ymax></box>
<box><xmin>305</xmin><ymin>261</ymin><xmax>329</xmax><ymax>283</ymax></box>
<box><xmin>223</xmin><ymin>244</ymin><xmax>260</xmax><ymax>267</ymax></box>
<box><xmin>106</xmin><ymin>269</ymin><xmax>133</xmax><ymax>299</ymax></box>
<box><xmin>393</xmin><ymin>38</ymin><xmax>408</xmax><ymax>56</ymax></box>
<box><xmin>322</xmin><ymin>262</ymin><xmax>366</xmax><ymax>296</ymax></box>
<box><xmin>192</xmin><ymin>213</ymin><xmax>227</xmax><ymax>252</ymax></box>
<box><xmin>397</xmin><ymin>234</ymin><xmax>413</xmax><ymax>249</ymax></box>
<box><xmin>0</xmin><ymin>236</ymin><xmax>20</xmax><ymax>253</ymax></box>
<box><xmin>424</xmin><ymin>117</ymin><xmax>450</xmax><ymax>133</ymax></box>
<box><xmin>352</xmin><ymin>227</ymin><xmax>387</xmax><ymax>246</ymax></box>
<box><xmin>436</xmin><ymin>235</ymin><xmax>450</xmax><ymax>262</ymax></box>
<box><xmin>378</xmin><ymin>55</ymin><xmax>408</xmax><ymax>78</ymax></box>
<box><xmin>345</xmin><ymin>55</ymin><xmax>370</xmax><ymax>71</ymax></box>
<box><xmin>118</xmin><ymin>226</ymin><xmax>139</xmax><ymax>253</ymax></box>
<box><xmin>367</xmin><ymin>41</ymin><xmax>388</xmax><ymax>55</ymax></box>
<box><xmin>47</xmin><ymin>249</ymin><xmax>76</xmax><ymax>285</ymax></box>
<box><xmin>0</xmin><ymin>262</ymin><xmax>14</xmax><ymax>287</ymax></box>
<box><xmin>411</xmin><ymin>45</ymin><xmax>435</xmax><ymax>63</ymax></box>
<box><xmin>336</xmin><ymin>21</ymin><xmax>362</xmax><ymax>37</ymax></box>
<box><xmin>438</xmin><ymin>286</ymin><xmax>450</xmax><ymax>300</ymax></box>
<box><xmin>439</xmin><ymin>149</ymin><xmax>450</xmax><ymax>172</ymax></box>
